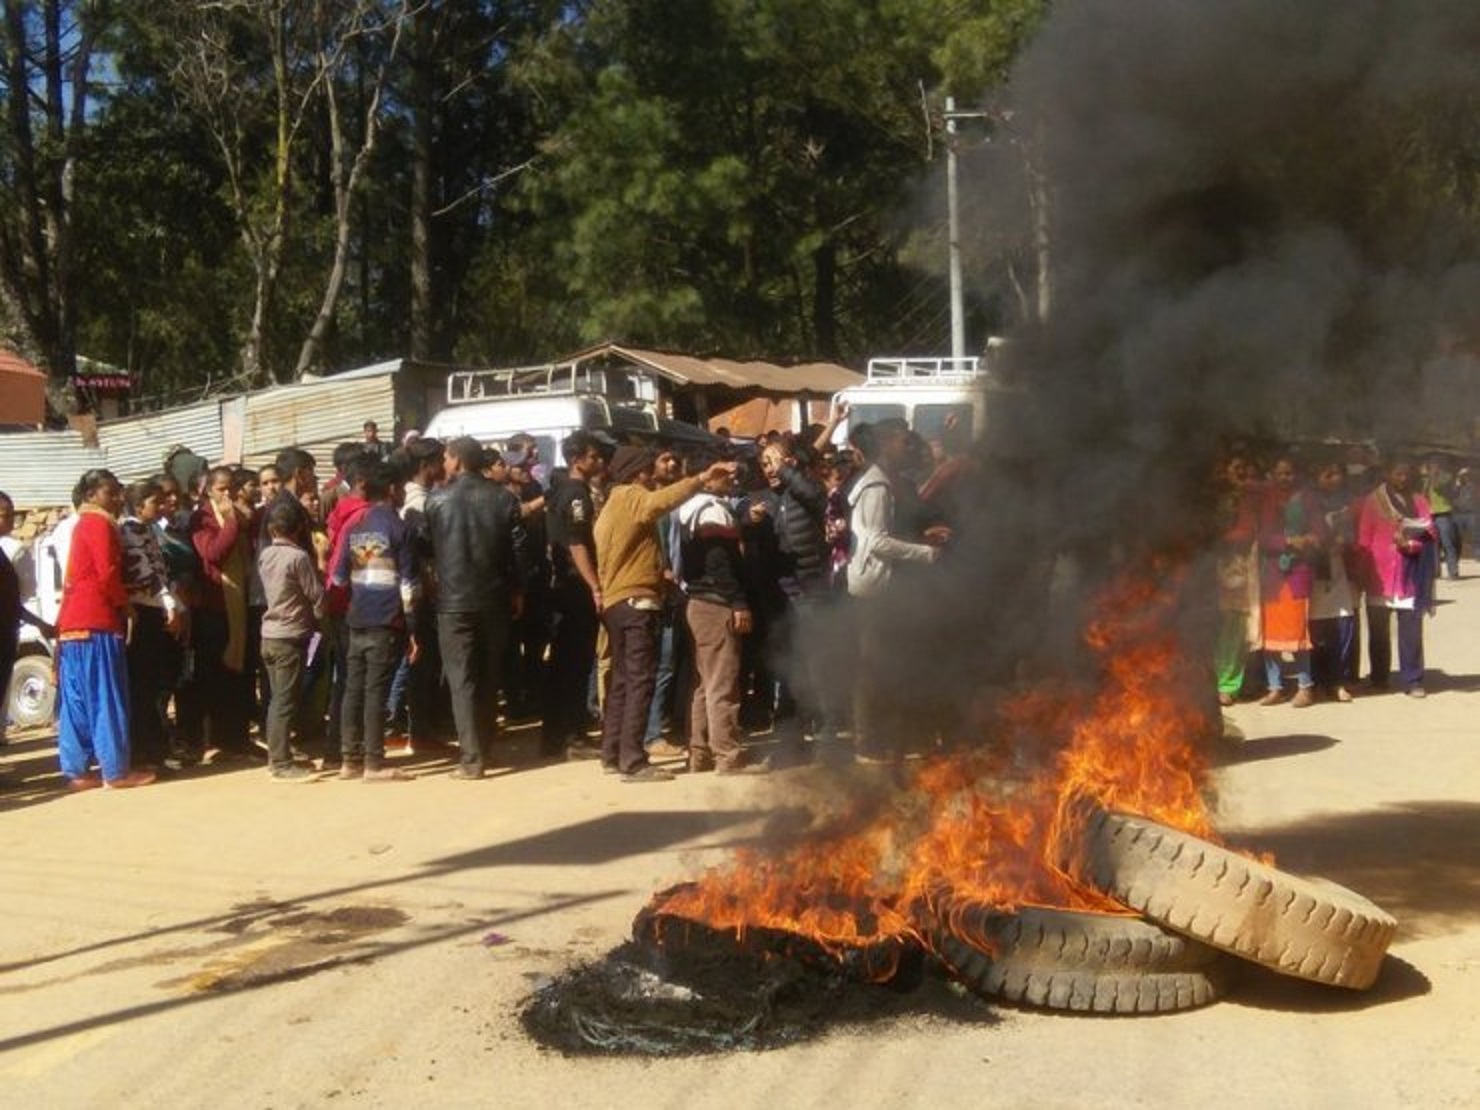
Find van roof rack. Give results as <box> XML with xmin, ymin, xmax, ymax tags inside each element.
<box><xmin>446</xmin><ymin>361</ymin><xmax>660</xmax><ymax>408</ymax></box>
<box><xmin>864</xmin><ymin>356</ymin><xmax>983</xmax><ymax>382</ymax></box>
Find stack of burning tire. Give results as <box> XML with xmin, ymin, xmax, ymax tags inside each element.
<box><xmin>926</xmin><ymin>803</ymin><xmax>1398</xmax><ymax>1014</ymax></box>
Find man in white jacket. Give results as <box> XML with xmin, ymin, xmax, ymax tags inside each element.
<box><xmin>846</xmin><ymin>419</ymin><xmax>946</xmax><ymax>762</ymax></box>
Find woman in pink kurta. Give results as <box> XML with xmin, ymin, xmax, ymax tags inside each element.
<box><xmin>1356</xmin><ymin>460</ymin><xmax>1437</xmax><ymax>696</ymax></box>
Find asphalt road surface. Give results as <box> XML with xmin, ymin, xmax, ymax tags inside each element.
<box><xmin>3</xmin><ymin>573</ymin><xmax>1479</xmax><ymax>1108</ymax></box>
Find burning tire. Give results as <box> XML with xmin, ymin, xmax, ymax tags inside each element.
<box><xmin>930</xmin><ymin>893</ymin><xmax>1228</xmax><ymax>1014</ymax></box>
<box><xmin>1065</xmin><ymin>806</ymin><xmax>1396</xmax><ymax>989</ymax></box>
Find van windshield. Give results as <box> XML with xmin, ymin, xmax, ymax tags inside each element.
<box><xmin>849</xmin><ymin>403</ymin><xmax>906</xmax><ymax>427</ymax></box>
<box><xmin>914</xmin><ymin>404</ymin><xmax>973</xmax><ymax>454</ymax></box>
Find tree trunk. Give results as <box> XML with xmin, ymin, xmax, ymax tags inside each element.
<box><xmin>812</xmin><ymin>239</ymin><xmax>838</xmax><ymax>358</ymax></box>
<box><xmin>293</xmin><ymin>3</ymin><xmax>405</xmax><ymax>379</ymax></box>
<box><xmin>408</xmin><ymin>3</ymin><xmax>435</xmax><ymax>361</ymax></box>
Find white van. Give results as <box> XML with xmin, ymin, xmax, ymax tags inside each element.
<box><xmin>424</xmin><ymin>362</ymin><xmax>718</xmax><ymax>468</ymax></box>
<box><xmin>832</xmin><ymin>341</ymin><xmax>1022</xmax><ymax>456</ymax></box>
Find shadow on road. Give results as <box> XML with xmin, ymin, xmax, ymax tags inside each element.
<box><xmin>1419</xmin><ymin>668</ymin><xmax>1480</xmax><ymax>694</ymax></box>
<box><xmin>1226</xmin><ymin>801</ymin><xmax>1480</xmax><ymax>939</ymax></box>
<box><xmin>1226</xmin><ymin>953</ymin><xmax>1430</xmax><ymax>1013</ymax></box>
<box><xmin>427</xmin><ymin>808</ymin><xmax>790</xmax><ymax>869</ymax></box>
<box><xmin>1215</xmin><ymin>733</ymin><xmax>1340</xmax><ymax>766</ymax></box>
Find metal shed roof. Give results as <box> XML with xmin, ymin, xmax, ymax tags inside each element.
<box><xmin>564</xmin><ymin>343</ymin><xmax>862</xmax><ymax>395</ymax></box>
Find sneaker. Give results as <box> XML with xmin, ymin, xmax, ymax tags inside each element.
<box><xmin>565</xmin><ymin>741</ymin><xmax>604</xmax><ymax>762</ymax></box>
<box><xmin>601</xmin><ymin>762</ymin><xmax>621</xmax><ymax>775</ymax></box>
<box><xmin>1290</xmin><ymin>688</ymin><xmax>1315</xmax><ymax>709</ymax></box>
<box><xmin>686</xmin><ymin>757</ymin><xmax>715</xmax><ymax>774</ymax></box>
<box><xmin>338</xmin><ymin>761</ymin><xmax>365</xmax><ymax>781</ymax></box>
<box><xmin>718</xmin><ymin>760</ymin><xmax>772</xmax><ymax>776</ymax></box>
<box><xmin>1257</xmin><ymin>690</ymin><xmax>1285</xmax><ymax>706</ymax></box>
<box><xmin>67</xmin><ymin>774</ymin><xmax>103</xmax><ymax>792</ymax></box>
<box><xmin>620</xmin><ymin>765</ymin><xmax>675</xmax><ymax>783</ymax></box>
<box><xmin>270</xmin><ymin>765</ymin><xmax>315</xmax><ymax>782</ymax></box>
<box><xmin>450</xmin><ymin>766</ymin><xmax>484</xmax><ymax>780</ymax></box>
<box><xmin>105</xmin><ymin>770</ymin><xmax>156</xmax><ymax>789</ymax></box>
<box><xmin>363</xmin><ymin>767</ymin><xmax>414</xmax><ymax>782</ymax></box>
<box><xmin>645</xmin><ymin>739</ymin><xmax>688</xmax><ymax>760</ymax></box>
<box><xmin>1406</xmin><ymin>686</ymin><xmax>1428</xmax><ymax>699</ymax></box>
<box><xmin>1334</xmin><ymin>686</ymin><xmax>1354</xmax><ymax>703</ymax></box>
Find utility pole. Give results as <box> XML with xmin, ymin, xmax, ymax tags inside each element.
<box><xmin>944</xmin><ymin>98</ymin><xmax>990</xmax><ymax>362</ymax></box>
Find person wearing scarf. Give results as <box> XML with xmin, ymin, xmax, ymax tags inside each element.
<box><xmin>1356</xmin><ymin>459</ymin><xmax>1438</xmax><ymax>697</ymax></box>
<box><xmin>190</xmin><ymin>465</ymin><xmax>255</xmax><ymax>756</ymax></box>
<box><xmin>1256</xmin><ymin>456</ymin><xmax>1328</xmax><ymax>707</ymax></box>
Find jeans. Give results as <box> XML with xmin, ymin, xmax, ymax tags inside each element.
<box><xmin>600</xmin><ymin>600</ymin><xmax>660</xmax><ymax>774</ymax></box>
<box><xmin>340</xmin><ymin>626</ymin><xmax>404</xmax><ymax>767</ymax></box>
<box><xmin>439</xmin><ymin>608</ymin><xmax>510</xmax><ymax>774</ymax></box>
<box><xmin>405</xmin><ymin>605</ymin><xmax>444</xmax><ymax>744</ymax></box>
<box><xmin>1434</xmin><ymin>513</ymin><xmax>1461</xmax><ymax>578</ymax></box>
<box><xmin>1264</xmin><ymin>649</ymin><xmax>1313</xmax><ymax>692</ymax></box>
<box><xmin>644</xmin><ymin>606</ymin><xmax>678</xmax><ymax>745</ymax></box>
<box><xmin>261</xmin><ymin>637</ymin><xmax>307</xmax><ymax>770</ymax></box>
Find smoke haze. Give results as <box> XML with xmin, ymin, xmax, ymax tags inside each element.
<box><xmin>1008</xmin><ymin>0</ymin><xmax>1480</xmax><ymax>546</ymax></box>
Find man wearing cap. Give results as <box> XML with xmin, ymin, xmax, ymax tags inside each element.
<box><xmin>425</xmin><ymin>436</ymin><xmax>531</xmax><ymax>778</ymax></box>
<box><xmin>595</xmin><ymin>445</ymin><xmax>734</xmax><ymax>782</ymax></box>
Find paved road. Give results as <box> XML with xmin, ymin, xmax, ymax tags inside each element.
<box><xmin>3</xmin><ymin>573</ymin><xmax>1478</xmax><ymax>1108</ymax></box>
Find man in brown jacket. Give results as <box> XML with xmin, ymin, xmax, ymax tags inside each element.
<box><xmin>595</xmin><ymin>445</ymin><xmax>733</xmax><ymax>781</ymax></box>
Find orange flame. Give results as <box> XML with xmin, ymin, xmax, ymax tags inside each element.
<box><xmin>652</xmin><ymin>569</ymin><xmax>1218</xmax><ymax>946</ymax></box>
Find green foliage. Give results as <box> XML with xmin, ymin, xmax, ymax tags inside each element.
<box><xmin>39</xmin><ymin>0</ymin><xmax>1065</xmax><ymax>400</ymax></box>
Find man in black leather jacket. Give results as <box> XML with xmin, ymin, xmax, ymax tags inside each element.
<box><xmin>425</xmin><ymin>436</ymin><xmax>531</xmax><ymax>778</ymax></box>
<box><xmin>760</xmin><ymin>439</ymin><xmax>839</xmax><ymax>763</ymax></box>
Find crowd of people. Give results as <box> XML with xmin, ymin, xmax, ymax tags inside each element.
<box><xmin>0</xmin><ymin>411</ymin><xmax>966</xmax><ymax>789</ymax></box>
<box><xmin>5</xmin><ymin>419</ymin><xmax>1470</xmax><ymax>792</ymax></box>
<box><xmin>1213</xmin><ymin>447</ymin><xmax>1470</xmax><ymax>707</ymax></box>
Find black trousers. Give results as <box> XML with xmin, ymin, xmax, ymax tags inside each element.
<box><xmin>600</xmin><ymin>600</ymin><xmax>660</xmax><ymax>774</ymax></box>
<box><xmin>341</xmin><ymin>626</ymin><xmax>404</xmax><ymax>767</ymax></box>
<box><xmin>406</xmin><ymin>604</ymin><xmax>445</xmax><ymax>744</ymax></box>
<box><xmin>439</xmin><ymin>608</ymin><xmax>509</xmax><ymax>774</ymax></box>
<box><xmin>191</xmin><ymin>607</ymin><xmax>251</xmax><ymax>752</ymax></box>
<box><xmin>543</xmin><ymin>582</ymin><xmax>597</xmax><ymax>751</ymax></box>
<box><xmin>126</xmin><ymin>606</ymin><xmax>176</xmax><ymax>767</ymax></box>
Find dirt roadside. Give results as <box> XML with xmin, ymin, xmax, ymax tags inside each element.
<box><xmin>2</xmin><ymin>577</ymin><xmax>1478</xmax><ymax>1109</ymax></box>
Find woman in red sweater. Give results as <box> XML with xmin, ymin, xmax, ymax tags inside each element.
<box><xmin>57</xmin><ymin>469</ymin><xmax>154</xmax><ymax>789</ymax></box>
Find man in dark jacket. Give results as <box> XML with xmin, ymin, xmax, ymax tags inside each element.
<box><xmin>425</xmin><ymin>436</ymin><xmax>530</xmax><ymax>778</ymax></box>
<box><xmin>759</xmin><ymin>439</ymin><xmax>836</xmax><ymax>762</ymax></box>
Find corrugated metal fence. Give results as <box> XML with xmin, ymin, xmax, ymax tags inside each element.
<box><xmin>0</xmin><ymin>362</ymin><xmax>401</xmax><ymax>508</ymax></box>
